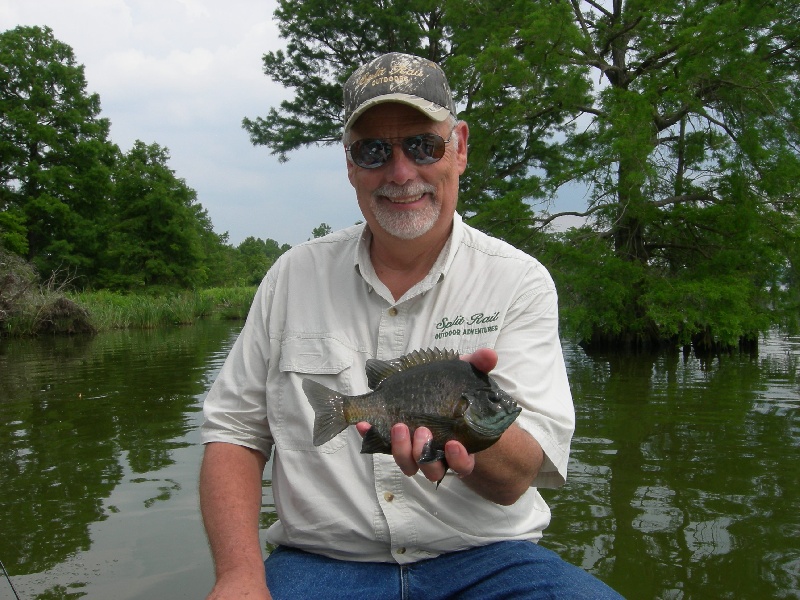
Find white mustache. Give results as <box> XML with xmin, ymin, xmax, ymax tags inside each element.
<box><xmin>374</xmin><ymin>182</ymin><xmax>436</xmax><ymax>200</ymax></box>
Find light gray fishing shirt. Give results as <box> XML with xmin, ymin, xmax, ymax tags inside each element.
<box><xmin>201</xmin><ymin>213</ymin><xmax>575</xmax><ymax>564</ymax></box>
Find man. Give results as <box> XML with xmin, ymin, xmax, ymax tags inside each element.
<box><xmin>200</xmin><ymin>52</ymin><xmax>622</xmax><ymax>599</ymax></box>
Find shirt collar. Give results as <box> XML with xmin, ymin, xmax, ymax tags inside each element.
<box><xmin>353</xmin><ymin>212</ymin><xmax>464</xmax><ymax>301</ymax></box>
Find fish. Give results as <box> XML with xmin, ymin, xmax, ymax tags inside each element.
<box><xmin>302</xmin><ymin>348</ymin><xmax>521</xmax><ymax>468</ymax></box>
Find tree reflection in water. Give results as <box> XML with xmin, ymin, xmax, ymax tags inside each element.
<box><xmin>1</xmin><ymin>325</ymin><xmax>798</xmax><ymax>599</ymax></box>
<box><xmin>542</xmin><ymin>336</ymin><xmax>800</xmax><ymax>599</ymax></box>
<box><xmin>0</xmin><ymin>320</ymin><xmax>239</xmax><ymax>597</ymax></box>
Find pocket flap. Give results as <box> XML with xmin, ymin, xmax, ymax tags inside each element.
<box><xmin>278</xmin><ymin>336</ymin><xmax>352</xmax><ymax>374</ymax></box>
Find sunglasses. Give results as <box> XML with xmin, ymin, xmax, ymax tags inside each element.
<box><xmin>346</xmin><ymin>127</ymin><xmax>457</xmax><ymax>169</ymax></box>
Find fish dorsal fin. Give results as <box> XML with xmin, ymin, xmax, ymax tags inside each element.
<box><xmin>364</xmin><ymin>359</ymin><xmax>400</xmax><ymax>390</ymax></box>
<box><xmin>365</xmin><ymin>347</ymin><xmax>459</xmax><ymax>389</ymax></box>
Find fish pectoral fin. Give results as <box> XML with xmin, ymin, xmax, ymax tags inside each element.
<box><xmin>463</xmin><ymin>420</ymin><xmax>498</xmax><ymax>439</ymax></box>
<box><xmin>360</xmin><ymin>427</ymin><xmax>392</xmax><ymax>455</ymax></box>
<box><xmin>434</xmin><ymin>457</ymin><xmax>450</xmax><ymax>489</ymax></box>
<box><xmin>418</xmin><ymin>438</ymin><xmax>445</xmax><ymax>464</ymax></box>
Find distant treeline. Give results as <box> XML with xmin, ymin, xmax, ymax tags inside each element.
<box><xmin>0</xmin><ymin>25</ymin><xmax>303</xmax><ymax>293</ymax></box>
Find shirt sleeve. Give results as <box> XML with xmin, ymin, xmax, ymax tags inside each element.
<box><xmin>490</xmin><ymin>263</ymin><xmax>575</xmax><ymax>489</ymax></box>
<box><xmin>200</xmin><ymin>277</ymin><xmax>275</xmax><ymax>459</ymax></box>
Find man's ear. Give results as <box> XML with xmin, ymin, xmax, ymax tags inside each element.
<box><xmin>345</xmin><ymin>145</ymin><xmax>357</xmax><ymax>187</ymax></box>
<box><xmin>455</xmin><ymin>121</ymin><xmax>469</xmax><ymax>175</ymax></box>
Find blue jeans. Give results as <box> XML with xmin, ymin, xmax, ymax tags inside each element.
<box><xmin>264</xmin><ymin>541</ymin><xmax>624</xmax><ymax>599</ymax></box>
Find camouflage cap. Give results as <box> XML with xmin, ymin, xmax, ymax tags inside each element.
<box><xmin>343</xmin><ymin>53</ymin><xmax>457</xmax><ymax>132</ymax></box>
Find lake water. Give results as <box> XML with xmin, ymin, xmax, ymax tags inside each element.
<box><xmin>0</xmin><ymin>321</ymin><xmax>798</xmax><ymax>599</ymax></box>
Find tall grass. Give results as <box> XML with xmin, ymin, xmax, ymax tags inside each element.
<box><xmin>199</xmin><ymin>287</ymin><xmax>256</xmax><ymax>320</ymax></box>
<box><xmin>2</xmin><ymin>246</ymin><xmax>257</xmax><ymax>336</ymax></box>
<box><xmin>68</xmin><ymin>287</ymin><xmax>256</xmax><ymax>332</ymax></box>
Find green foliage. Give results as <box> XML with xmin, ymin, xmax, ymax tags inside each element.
<box><xmin>0</xmin><ymin>26</ymin><xmax>117</xmax><ymax>279</ymax></box>
<box><xmin>100</xmin><ymin>141</ymin><xmax>208</xmax><ymax>290</ymax></box>
<box><xmin>312</xmin><ymin>222</ymin><xmax>332</xmax><ymax>238</ymax></box>
<box><xmin>0</xmin><ymin>247</ymin><xmax>95</xmax><ymax>336</ymax></box>
<box><xmin>235</xmin><ymin>236</ymin><xmax>291</xmax><ymax>285</ymax></box>
<box><xmin>70</xmin><ymin>290</ymin><xmax>201</xmax><ymax>329</ymax></box>
<box><xmin>445</xmin><ymin>0</ymin><xmax>592</xmax><ymax>240</ymax></box>
<box><xmin>0</xmin><ymin>206</ymin><xmax>27</xmax><ymax>254</ymax></box>
<box><xmin>250</xmin><ymin>0</ymin><xmax>800</xmax><ymax>350</ymax></box>
<box><xmin>0</xmin><ymin>280</ymin><xmax>257</xmax><ymax>337</ymax></box>
<box><xmin>544</xmin><ymin>230</ymin><xmax>643</xmax><ymax>342</ymax></box>
<box><xmin>198</xmin><ymin>286</ymin><xmax>258</xmax><ymax>320</ymax></box>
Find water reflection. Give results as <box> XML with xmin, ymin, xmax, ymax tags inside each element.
<box><xmin>542</xmin><ymin>335</ymin><xmax>800</xmax><ymax>599</ymax></box>
<box><xmin>1</xmin><ymin>325</ymin><xmax>797</xmax><ymax>599</ymax></box>
<box><xmin>0</xmin><ymin>321</ymin><xmax>239</xmax><ymax>598</ymax></box>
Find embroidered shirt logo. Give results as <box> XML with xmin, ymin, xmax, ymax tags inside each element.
<box><xmin>434</xmin><ymin>312</ymin><xmax>500</xmax><ymax>340</ymax></box>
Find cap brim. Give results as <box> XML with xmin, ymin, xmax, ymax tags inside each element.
<box><xmin>344</xmin><ymin>93</ymin><xmax>452</xmax><ymax>132</ymax></box>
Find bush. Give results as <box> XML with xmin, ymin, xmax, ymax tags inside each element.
<box><xmin>0</xmin><ymin>249</ymin><xmax>95</xmax><ymax>336</ymax></box>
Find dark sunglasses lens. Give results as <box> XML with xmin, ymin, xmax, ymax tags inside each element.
<box><xmin>351</xmin><ymin>139</ymin><xmax>393</xmax><ymax>169</ymax></box>
<box><xmin>403</xmin><ymin>134</ymin><xmax>445</xmax><ymax>164</ymax></box>
<box><xmin>350</xmin><ymin>133</ymin><xmax>447</xmax><ymax>168</ymax></box>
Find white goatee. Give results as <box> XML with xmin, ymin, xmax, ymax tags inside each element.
<box><xmin>371</xmin><ymin>182</ymin><xmax>439</xmax><ymax>240</ymax></box>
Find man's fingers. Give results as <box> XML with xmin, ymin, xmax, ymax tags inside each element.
<box><xmin>360</xmin><ymin>422</ymin><xmax>475</xmax><ymax>483</ymax></box>
<box><xmin>444</xmin><ymin>441</ymin><xmax>475</xmax><ymax>478</ymax></box>
<box><xmin>460</xmin><ymin>347</ymin><xmax>498</xmax><ymax>374</ymax></box>
<box><xmin>413</xmin><ymin>427</ymin><xmax>447</xmax><ymax>483</ymax></box>
<box><xmin>391</xmin><ymin>423</ymin><xmax>419</xmax><ymax>477</ymax></box>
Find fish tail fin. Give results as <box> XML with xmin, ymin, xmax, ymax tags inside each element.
<box><xmin>302</xmin><ymin>378</ymin><xmax>348</xmax><ymax>446</ymax></box>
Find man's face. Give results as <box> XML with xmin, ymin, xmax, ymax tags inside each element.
<box><xmin>346</xmin><ymin>104</ymin><xmax>468</xmax><ymax>242</ymax></box>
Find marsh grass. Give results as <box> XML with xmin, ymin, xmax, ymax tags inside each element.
<box><xmin>2</xmin><ymin>272</ymin><xmax>256</xmax><ymax>335</ymax></box>
<box><xmin>68</xmin><ymin>287</ymin><xmax>256</xmax><ymax>332</ymax></box>
<box><xmin>200</xmin><ymin>287</ymin><xmax>256</xmax><ymax>320</ymax></box>
<box><xmin>2</xmin><ymin>246</ymin><xmax>256</xmax><ymax>336</ymax></box>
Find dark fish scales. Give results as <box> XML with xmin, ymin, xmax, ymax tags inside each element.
<box><xmin>302</xmin><ymin>348</ymin><xmax>521</xmax><ymax>466</ymax></box>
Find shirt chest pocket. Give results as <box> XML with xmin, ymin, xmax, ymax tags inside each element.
<box><xmin>271</xmin><ymin>336</ymin><xmax>354</xmax><ymax>453</ymax></box>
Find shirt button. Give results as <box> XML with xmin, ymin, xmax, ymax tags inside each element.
<box><xmin>396</xmin><ymin>547</ymin><xmax>406</xmax><ymax>554</ymax></box>
<box><xmin>383</xmin><ymin>492</ymin><xmax>394</xmax><ymax>502</ymax></box>
<box><xmin>388</xmin><ymin>307</ymin><xmax>398</xmax><ymax>316</ymax></box>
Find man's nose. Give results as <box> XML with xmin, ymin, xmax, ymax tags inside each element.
<box><xmin>384</xmin><ymin>144</ymin><xmax>418</xmax><ymax>184</ymax></box>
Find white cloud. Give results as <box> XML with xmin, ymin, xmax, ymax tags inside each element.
<box><xmin>2</xmin><ymin>0</ymin><xmax>357</xmax><ymax>246</ymax></box>
<box><xmin>2</xmin><ymin>1</ymin><xmax>584</xmax><ymax>247</ymax></box>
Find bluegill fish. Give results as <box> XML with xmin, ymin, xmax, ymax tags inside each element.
<box><xmin>302</xmin><ymin>348</ymin><xmax>521</xmax><ymax>465</ymax></box>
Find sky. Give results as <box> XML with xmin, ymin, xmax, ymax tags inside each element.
<box><xmin>1</xmin><ymin>0</ymin><xmax>362</xmax><ymax>246</ymax></box>
<box><xmin>1</xmin><ymin>0</ymin><xmax>586</xmax><ymax>247</ymax></box>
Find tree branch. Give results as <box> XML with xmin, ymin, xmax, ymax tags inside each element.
<box><xmin>535</xmin><ymin>202</ymin><xmax>610</xmax><ymax>229</ymax></box>
<box><xmin>582</xmin><ymin>0</ymin><xmax>612</xmax><ymax>19</ymax></box>
<box><xmin>650</xmin><ymin>192</ymin><xmax>717</xmax><ymax>208</ymax></box>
